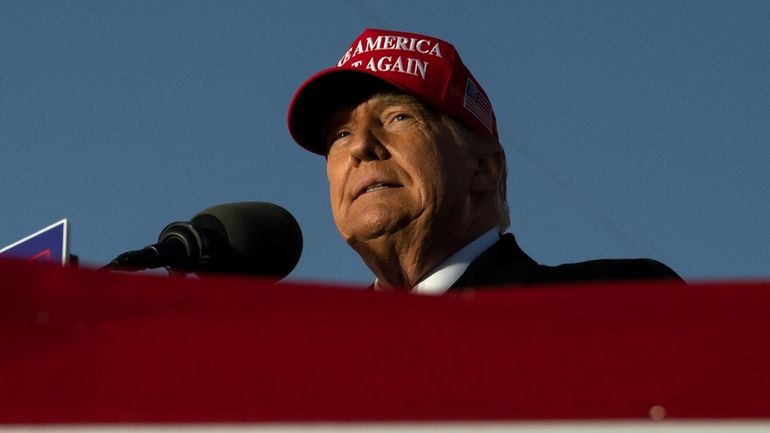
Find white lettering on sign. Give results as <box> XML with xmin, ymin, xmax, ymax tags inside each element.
<box><xmin>363</xmin><ymin>56</ymin><xmax>429</xmax><ymax>79</ymax></box>
<box><xmin>337</xmin><ymin>34</ymin><xmax>442</xmax><ymax>82</ymax></box>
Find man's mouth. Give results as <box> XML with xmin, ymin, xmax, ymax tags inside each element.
<box><xmin>364</xmin><ymin>183</ymin><xmax>391</xmax><ymax>194</ymax></box>
<box><xmin>355</xmin><ymin>181</ymin><xmax>401</xmax><ymax>199</ymax></box>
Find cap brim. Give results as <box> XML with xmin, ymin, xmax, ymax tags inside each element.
<box><xmin>287</xmin><ymin>69</ymin><xmax>401</xmax><ymax>155</ymax></box>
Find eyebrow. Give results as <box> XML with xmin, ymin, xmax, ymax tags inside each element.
<box><xmin>320</xmin><ymin>93</ymin><xmax>430</xmax><ymax>148</ymax></box>
<box><xmin>375</xmin><ymin>93</ymin><xmax>423</xmax><ymax>106</ymax></box>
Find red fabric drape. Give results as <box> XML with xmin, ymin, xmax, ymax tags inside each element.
<box><xmin>1</xmin><ymin>259</ymin><xmax>768</xmax><ymax>423</ymax></box>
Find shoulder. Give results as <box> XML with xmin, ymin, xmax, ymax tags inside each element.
<box><xmin>452</xmin><ymin>233</ymin><xmax>684</xmax><ymax>290</ymax></box>
<box><xmin>532</xmin><ymin>258</ymin><xmax>683</xmax><ymax>284</ymax></box>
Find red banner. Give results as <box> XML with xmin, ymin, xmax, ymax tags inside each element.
<box><xmin>1</xmin><ymin>259</ymin><xmax>768</xmax><ymax>423</ymax></box>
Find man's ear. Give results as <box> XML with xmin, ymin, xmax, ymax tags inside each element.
<box><xmin>471</xmin><ymin>150</ymin><xmax>504</xmax><ymax>195</ymax></box>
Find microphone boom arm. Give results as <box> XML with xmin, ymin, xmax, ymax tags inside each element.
<box><xmin>102</xmin><ymin>222</ymin><xmax>206</xmax><ymax>272</ymax></box>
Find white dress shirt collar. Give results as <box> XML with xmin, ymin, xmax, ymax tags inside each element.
<box><xmin>374</xmin><ymin>229</ymin><xmax>500</xmax><ymax>295</ymax></box>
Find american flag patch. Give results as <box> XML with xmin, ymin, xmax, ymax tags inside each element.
<box><xmin>463</xmin><ymin>79</ymin><xmax>495</xmax><ymax>134</ymax></box>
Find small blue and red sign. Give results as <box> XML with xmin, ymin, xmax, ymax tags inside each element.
<box><xmin>0</xmin><ymin>219</ymin><xmax>69</xmax><ymax>265</ymax></box>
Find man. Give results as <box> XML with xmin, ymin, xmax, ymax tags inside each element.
<box><xmin>288</xmin><ymin>28</ymin><xmax>681</xmax><ymax>293</ymax></box>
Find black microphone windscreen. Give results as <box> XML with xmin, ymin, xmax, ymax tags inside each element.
<box><xmin>191</xmin><ymin>202</ymin><xmax>303</xmax><ymax>279</ymax></box>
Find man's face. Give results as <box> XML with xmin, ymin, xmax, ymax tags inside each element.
<box><xmin>324</xmin><ymin>93</ymin><xmax>475</xmax><ymax>244</ymax></box>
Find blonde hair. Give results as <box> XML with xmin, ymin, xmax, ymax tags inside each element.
<box><xmin>439</xmin><ymin>114</ymin><xmax>510</xmax><ymax>232</ymax></box>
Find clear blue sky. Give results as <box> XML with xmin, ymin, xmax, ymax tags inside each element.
<box><xmin>1</xmin><ymin>0</ymin><xmax>768</xmax><ymax>285</ymax></box>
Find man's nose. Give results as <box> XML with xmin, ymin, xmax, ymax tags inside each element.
<box><xmin>348</xmin><ymin>127</ymin><xmax>388</xmax><ymax>164</ymax></box>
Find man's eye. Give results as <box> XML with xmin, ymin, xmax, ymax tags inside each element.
<box><xmin>394</xmin><ymin>113</ymin><xmax>410</xmax><ymax>121</ymax></box>
<box><xmin>326</xmin><ymin>130</ymin><xmax>349</xmax><ymax>151</ymax></box>
<box><xmin>327</xmin><ymin>130</ymin><xmax>348</xmax><ymax>142</ymax></box>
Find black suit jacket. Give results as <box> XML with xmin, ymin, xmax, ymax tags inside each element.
<box><xmin>451</xmin><ymin>234</ymin><xmax>682</xmax><ymax>290</ymax></box>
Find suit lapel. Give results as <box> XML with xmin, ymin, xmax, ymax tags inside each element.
<box><xmin>450</xmin><ymin>233</ymin><xmax>539</xmax><ymax>290</ymax></box>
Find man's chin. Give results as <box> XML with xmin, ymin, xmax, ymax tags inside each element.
<box><xmin>339</xmin><ymin>213</ymin><xmax>413</xmax><ymax>244</ymax></box>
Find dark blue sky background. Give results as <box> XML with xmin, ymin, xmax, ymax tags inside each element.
<box><xmin>2</xmin><ymin>0</ymin><xmax>768</xmax><ymax>284</ymax></box>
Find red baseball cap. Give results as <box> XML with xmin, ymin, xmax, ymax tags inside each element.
<box><xmin>287</xmin><ymin>28</ymin><xmax>498</xmax><ymax>155</ymax></box>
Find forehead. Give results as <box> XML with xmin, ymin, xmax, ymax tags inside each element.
<box><xmin>323</xmin><ymin>93</ymin><xmax>430</xmax><ymax>127</ymax></box>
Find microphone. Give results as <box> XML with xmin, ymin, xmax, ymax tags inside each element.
<box><xmin>103</xmin><ymin>202</ymin><xmax>303</xmax><ymax>280</ymax></box>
